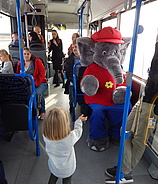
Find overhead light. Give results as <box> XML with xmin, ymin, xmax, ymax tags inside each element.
<box><xmin>46</xmin><ymin>0</ymin><xmax>70</xmax><ymax>3</ymax></box>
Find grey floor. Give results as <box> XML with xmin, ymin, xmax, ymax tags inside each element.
<box><xmin>0</xmin><ymin>85</ymin><xmax>157</xmax><ymax>184</ymax></box>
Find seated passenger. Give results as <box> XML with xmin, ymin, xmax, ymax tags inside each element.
<box><xmin>67</xmin><ymin>33</ymin><xmax>80</xmax><ymax>56</ymax></box>
<box><xmin>16</xmin><ymin>47</ymin><xmax>48</xmax><ymax>120</ymax></box>
<box><xmin>0</xmin><ymin>49</ymin><xmax>14</xmax><ymax>74</ymax></box>
<box><xmin>64</xmin><ymin>42</ymin><xmax>91</xmax><ymax>117</ymax></box>
<box><xmin>28</xmin><ymin>31</ymin><xmax>45</xmax><ymax>49</ymax></box>
<box><xmin>9</xmin><ymin>32</ymin><xmax>19</xmax><ymax>47</ymax></box>
<box><xmin>64</xmin><ymin>41</ymin><xmax>80</xmax><ymax>94</ymax></box>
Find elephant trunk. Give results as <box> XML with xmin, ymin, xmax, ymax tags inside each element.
<box><xmin>105</xmin><ymin>57</ymin><xmax>123</xmax><ymax>84</ymax></box>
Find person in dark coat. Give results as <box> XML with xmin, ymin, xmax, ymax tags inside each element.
<box><xmin>48</xmin><ymin>30</ymin><xmax>65</xmax><ymax>87</ymax></box>
<box><xmin>64</xmin><ymin>42</ymin><xmax>92</xmax><ymax>117</ymax></box>
<box><xmin>28</xmin><ymin>31</ymin><xmax>45</xmax><ymax>49</ymax></box>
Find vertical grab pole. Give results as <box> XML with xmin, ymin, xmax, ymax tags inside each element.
<box><xmin>77</xmin><ymin>0</ymin><xmax>91</xmax><ymax>37</ymax></box>
<box><xmin>24</xmin><ymin>13</ymin><xmax>30</xmax><ymax>48</ymax></box>
<box><xmin>86</xmin><ymin>0</ymin><xmax>91</xmax><ymax>36</ymax></box>
<box><xmin>78</xmin><ymin>10</ymin><xmax>82</xmax><ymax>36</ymax></box>
<box><xmin>16</xmin><ymin>0</ymin><xmax>24</xmax><ymax>74</ymax></box>
<box><xmin>78</xmin><ymin>7</ymin><xmax>85</xmax><ymax>37</ymax></box>
<box><xmin>116</xmin><ymin>0</ymin><xmax>146</xmax><ymax>183</ymax></box>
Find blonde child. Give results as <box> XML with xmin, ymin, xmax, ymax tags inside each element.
<box><xmin>43</xmin><ymin>107</ymin><xmax>87</xmax><ymax>184</ymax></box>
<box><xmin>0</xmin><ymin>49</ymin><xmax>14</xmax><ymax>74</ymax></box>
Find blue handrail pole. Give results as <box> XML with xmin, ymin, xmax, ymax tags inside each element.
<box><xmin>16</xmin><ymin>0</ymin><xmax>24</xmax><ymax>74</ymax></box>
<box><xmin>77</xmin><ymin>0</ymin><xmax>91</xmax><ymax>37</ymax></box>
<box><xmin>78</xmin><ymin>11</ymin><xmax>82</xmax><ymax>36</ymax></box>
<box><xmin>78</xmin><ymin>7</ymin><xmax>85</xmax><ymax>37</ymax></box>
<box><xmin>116</xmin><ymin>0</ymin><xmax>146</xmax><ymax>183</ymax></box>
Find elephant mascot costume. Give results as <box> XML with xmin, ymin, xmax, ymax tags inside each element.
<box><xmin>77</xmin><ymin>26</ymin><xmax>131</xmax><ymax>152</ymax></box>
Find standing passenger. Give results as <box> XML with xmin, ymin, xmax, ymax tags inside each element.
<box><xmin>48</xmin><ymin>30</ymin><xmax>65</xmax><ymax>87</ymax></box>
<box><xmin>33</xmin><ymin>26</ymin><xmax>45</xmax><ymax>43</ymax></box>
<box><xmin>67</xmin><ymin>33</ymin><xmax>80</xmax><ymax>56</ymax></box>
<box><xmin>42</xmin><ymin>107</ymin><xmax>87</xmax><ymax>184</ymax></box>
<box><xmin>0</xmin><ymin>49</ymin><xmax>14</xmax><ymax>74</ymax></box>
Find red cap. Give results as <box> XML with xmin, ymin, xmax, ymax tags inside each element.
<box><xmin>91</xmin><ymin>26</ymin><xmax>124</xmax><ymax>44</ymax></box>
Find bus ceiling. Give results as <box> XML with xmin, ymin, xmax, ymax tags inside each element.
<box><xmin>0</xmin><ymin>0</ymin><xmax>152</xmax><ymax>29</ymax></box>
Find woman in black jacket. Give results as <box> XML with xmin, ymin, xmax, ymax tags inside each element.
<box><xmin>48</xmin><ymin>30</ymin><xmax>65</xmax><ymax>87</ymax></box>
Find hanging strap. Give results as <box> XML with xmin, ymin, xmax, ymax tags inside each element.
<box><xmin>124</xmin><ymin>0</ymin><xmax>132</xmax><ymax>10</ymax></box>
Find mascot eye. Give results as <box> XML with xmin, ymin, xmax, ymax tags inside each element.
<box><xmin>120</xmin><ymin>49</ymin><xmax>125</xmax><ymax>55</ymax></box>
<box><xmin>114</xmin><ymin>50</ymin><xmax>117</xmax><ymax>54</ymax></box>
<box><xmin>102</xmin><ymin>51</ymin><xmax>106</xmax><ymax>55</ymax></box>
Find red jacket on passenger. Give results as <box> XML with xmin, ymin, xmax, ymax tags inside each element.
<box><xmin>16</xmin><ymin>56</ymin><xmax>47</xmax><ymax>87</ymax></box>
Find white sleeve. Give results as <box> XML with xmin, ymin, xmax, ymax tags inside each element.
<box><xmin>71</xmin><ymin>119</ymin><xmax>83</xmax><ymax>144</ymax></box>
<box><xmin>2</xmin><ymin>61</ymin><xmax>11</xmax><ymax>74</ymax></box>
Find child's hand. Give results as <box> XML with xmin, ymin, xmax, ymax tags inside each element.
<box><xmin>78</xmin><ymin>114</ymin><xmax>88</xmax><ymax>122</ymax></box>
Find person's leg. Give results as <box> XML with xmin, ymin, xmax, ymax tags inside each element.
<box><xmin>54</xmin><ymin>70</ymin><xmax>60</xmax><ymax>87</ymax></box>
<box><xmin>87</xmin><ymin>103</ymin><xmax>109</xmax><ymax>151</ymax></box>
<box><xmin>59</xmin><ymin>70</ymin><xmax>65</xmax><ymax>88</ymax></box>
<box><xmin>48</xmin><ymin>173</ymin><xmax>58</xmax><ymax>184</ymax></box>
<box><xmin>122</xmin><ymin>102</ymin><xmax>152</xmax><ymax>174</ymax></box>
<box><xmin>62</xmin><ymin>175</ymin><xmax>72</xmax><ymax>184</ymax></box>
<box><xmin>68</xmin><ymin>84</ymin><xmax>73</xmax><ymax>113</ymax></box>
<box><xmin>105</xmin><ymin>101</ymin><xmax>140</xmax><ymax>177</ymax></box>
<box><xmin>107</xmin><ymin>104</ymin><xmax>124</xmax><ymax>145</ymax></box>
<box><xmin>105</xmin><ymin>101</ymin><xmax>151</xmax><ymax>183</ymax></box>
<box><xmin>89</xmin><ymin>103</ymin><xmax>108</xmax><ymax>139</ymax></box>
<box><xmin>0</xmin><ymin>160</ymin><xmax>8</xmax><ymax>184</ymax></box>
<box><xmin>107</xmin><ymin>103</ymin><xmax>132</xmax><ymax>145</ymax></box>
<box><xmin>36</xmin><ymin>83</ymin><xmax>48</xmax><ymax>117</ymax></box>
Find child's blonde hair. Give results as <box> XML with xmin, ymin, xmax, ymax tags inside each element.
<box><xmin>0</xmin><ymin>49</ymin><xmax>13</xmax><ymax>66</ymax></box>
<box><xmin>43</xmin><ymin>108</ymin><xmax>71</xmax><ymax>141</ymax></box>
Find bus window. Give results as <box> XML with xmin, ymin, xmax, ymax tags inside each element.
<box><xmin>0</xmin><ymin>14</ymin><xmax>11</xmax><ymax>51</ymax></box>
<box><xmin>121</xmin><ymin>1</ymin><xmax>158</xmax><ymax>80</ymax></box>
<box><xmin>102</xmin><ymin>18</ymin><xmax>117</xmax><ymax>29</ymax></box>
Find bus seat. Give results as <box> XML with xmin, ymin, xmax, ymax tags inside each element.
<box><xmin>131</xmin><ymin>77</ymin><xmax>146</xmax><ymax>106</ymax></box>
<box><xmin>71</xmin><ymin>62</ymin><xmax>84</xmax><ymax>121</ymax></box>
<box><xmin>30</xmin><ymin>44</ymin><xmax>47</xmax><ymax>70</ymax></box>
<box><xmin>8</xmin><ymin>47</ymin><xmax>20</xmax><ymax>72</ymax></box>
<box><xmin>0</xmin><ymin>74</ymin><xmax>40</xmax><ymax>156</ymax></box>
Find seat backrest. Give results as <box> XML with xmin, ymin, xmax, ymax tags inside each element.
<box><xmin>131</xmin><ymin>77</ymin><xmax>145</xmax><ymax>106</ymax></box>
<box><xmin>0</xmin><ymin>76</ymin><xmax>33</xmax><ymax>131</ymax></box>
<box><xmin>30</xmin><ymin>46</ymin><xmax>47</xmax><ymax>70</ymax></box>
<box><xmin>8</xmin><ymin>47</ymin><xmax>20</xmax><ymax>64</ymax></box>
<box><xmin>0</xmin><ymin>76</ymin><xmax>32</xmax><ymax>105</ymax></box>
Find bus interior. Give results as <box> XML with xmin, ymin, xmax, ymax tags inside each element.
<box><xmin>0</xmin><ymin>0</ymin><xmax>158</xmax><ymax>183</ymax></box>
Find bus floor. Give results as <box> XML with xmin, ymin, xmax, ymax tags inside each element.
<box><xmin>0</xmin><ymin>84</ymin><xmax>157</xmax><ymax>184</ymax></box>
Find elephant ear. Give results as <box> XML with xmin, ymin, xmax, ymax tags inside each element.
<box><xmin>77</xmin><ymin>37</ymin><xmax>95</xmax><ymax>67</ymax></box>
<box><xmin>120</xmin><ymin>37</ymin><xmax>131</xmax><ymax>65</ymax></box>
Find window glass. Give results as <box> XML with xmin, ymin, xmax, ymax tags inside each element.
<box><xmin>120</xmin><ymin>1</ymin><xmax>158</xmax><ymax>79</ymax></box>
<box><xmin>102</xmin><ymin>18</ymin><xmax>117</xmax><ymax>28</ymax></box>
<box><xmin>0</xmin><ymin>14</ymin><xmax>11</xmax><ymax>52</ymax></box>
